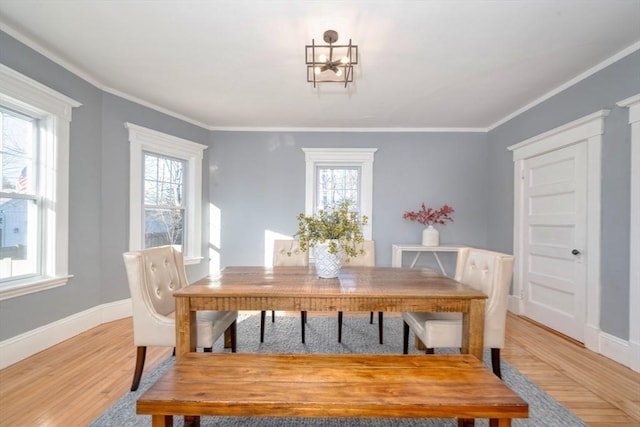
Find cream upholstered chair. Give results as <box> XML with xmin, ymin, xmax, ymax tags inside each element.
<box><xmin>338</xmin><ymin>240</ymin><xmax>383</xmax><ymax>343</ymax></box>
<box><xmin>123</xmin><ymin>246</ymin><xmax>238</xmax><ymax>391</ymax></box>
<box><xmin>401</xmin><ymin>247</ymin><xmax>514</xmax><ymax>378</ymax></box>
<box><xmin>263</xmin><ymin>240</ymin><xmax>309</xmax><ymax>342</ymax></box>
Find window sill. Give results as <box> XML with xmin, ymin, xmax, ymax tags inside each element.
<box><xmin>0</xmin><ymin>275</ymin><xmax>73</xmax><ymax>301</ymax></box>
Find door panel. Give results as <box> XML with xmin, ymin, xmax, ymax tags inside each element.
<box><xmin>522</xmin><ymin>143</ymin><xmax>587</xmax><ymax>342</ymax></box>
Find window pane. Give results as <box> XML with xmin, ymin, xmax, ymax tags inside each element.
<box><xmin>144</xmin><ymin>208</ymin><xmax>184</xmax><ymax>249</ymax></box>
<box><xmin>144</xmin><ymin>153</ymin><xmax>184</xmax><ymax>208</ymax></box>
<box><xmin>1</xmin><ymin>109</ymin><xmax>36</xmax><ymax>194</ymax></box>
<box><xmin>315</xmin><ymin>166</ymin><xmax>360</xmax><ymax>212</ymax></box>
<box><xmin>0</xmin><ymin>197</ymin><xmax>38</xmax><ymax>280</ymax></box>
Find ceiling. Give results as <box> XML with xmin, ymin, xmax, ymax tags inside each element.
<box><xmin>1</xmin><ymin>0</ymin><xmax>639</xmax><ymax>131</ymax></box>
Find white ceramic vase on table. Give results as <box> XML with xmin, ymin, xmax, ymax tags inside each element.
<box><xmin>422</xmin><ymin>225</ymin><xmax>439</xmax><ymax>246</ymax></box>
<box><xmin>315</xmin><ymin>240</ymin><xmax>343</xmax><ymax>278</ymax></box>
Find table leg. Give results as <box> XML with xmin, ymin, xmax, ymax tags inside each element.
<box><xmin>151</xmin><ymin>414</ymin><xmax>173</xmax><ymax>427</ymax></box>
<box><xmin>461</xmin><ymin>298</ymin><xmax>485</xmax><ymax>361</ymax></box>
<box><xmin>175</xmin><ymin>296</ymin><xmax>196</xmax><ymax>362</ymax></box>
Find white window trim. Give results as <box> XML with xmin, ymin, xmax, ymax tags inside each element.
<box><xmin>302</xmin><ymin>147</ymin><xmax>377</xmax><ymax>240</ymax></box>
<box><xmin>0</xmin><ymin>64</ymin><xmax>80</xmax><ymax>301</ymax></box>
<box><xmin>126</xmin><ymin>123</ymin><xmax>206</xmax><ymax>264</ymax></box>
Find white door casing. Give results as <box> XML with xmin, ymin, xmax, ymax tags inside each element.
<box><xmin>509</xmin><ymin>110</ymin><xmax>608</xmax><ymax>351</ymax></box>
<box><xmin>617</xmin><ymin>93</ymin><xmax>640</xmax><ymax>372</ymax></box>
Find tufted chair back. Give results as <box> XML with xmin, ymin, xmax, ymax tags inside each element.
<box><xmin>124</xmin><ymin>246</ymin><xmax>190</xmax><ymax>347</ymax></box>
<box><xmin>273</xmin><ymin>240</ymin><xmax>309</xmax><ymax>266</ymax></box>
<box><xmin>453</xmin><ymin>247</ymin><xmax>515</xmax><ymax>347</ymax></box>
<box><xmin>345</xmin><ymin>240</ymin><xmax>375</xmax><ymax>267</ymax></box>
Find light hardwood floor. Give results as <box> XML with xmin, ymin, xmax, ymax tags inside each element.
<box><xmin>0</xmin><ymin>312</ymin><xmax>638</xmax><ymax>426</ymax></box>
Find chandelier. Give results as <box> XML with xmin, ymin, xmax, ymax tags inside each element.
<box><xmin>306</xmin><ymin>30</ymin><xmax>358</xmax><ymax>88</ymax></box>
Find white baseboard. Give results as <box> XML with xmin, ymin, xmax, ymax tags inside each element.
<box><xmin>507</xmin><ymin>295</ymin><xmax>638</xmax><ymax>373</ymax></box>
<box><xmin>0</xmin><ymin>298</ymin><xmax>132</xmax><ymax>369</ymax></box>
<box><xmin>507</xmin><ymin>294</ymin><xmax>524</xmax><ymax>314</ymax></box>
<box><xmin>599</xmin><ymin>331</ymin><xmax>639</xmax><ymax>372</ymax></box>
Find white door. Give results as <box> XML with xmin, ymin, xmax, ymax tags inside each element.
<box><xmin>521</xmin><ymin>142</ymin><xmax>587</xmax><ymax>342</ymax></box>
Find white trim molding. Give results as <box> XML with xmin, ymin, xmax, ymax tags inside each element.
<box><xmin>509</xmin><ymin>110</ymin><xmax>608</xmax><ymax>353</ymax></box>
<box><xmin>0</xmin><ymin>299</ymin><xmax>132</xmax><ymax>369</ymax></box>
<box><xmin>125</xmin><ymin>123</ymin><xmax>207</xmax><ymax>264</ymax></box>
<box><xmin>617</xmin><ymin>93</ymin><xmax>640</xmax><ymax>372</ymax></box>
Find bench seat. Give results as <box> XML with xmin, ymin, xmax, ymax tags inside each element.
<box><xmin>137</xmin><ymin>353</ymin><xmax>528</xmax><ymax>427</ymax></box>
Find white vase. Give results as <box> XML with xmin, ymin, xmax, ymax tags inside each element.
<box><xmin>422</xmin><ymin>225</ymin><xmax>439</xmax><ymax>246</ymax></box>
<box><xmin>315</xmin><ymin>241</ymin><xmax>343</xmax><ymax>278</ymax></box>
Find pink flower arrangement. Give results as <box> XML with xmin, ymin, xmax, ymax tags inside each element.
<box><xmin>403</xmin><ymin>203</ymin><xmax>455</xmax><ymax>226</ymax></box>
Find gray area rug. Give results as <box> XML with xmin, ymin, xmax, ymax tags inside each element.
<box><xmin>91</xmin><ymin>314</ymin><xmax>587</xmax><ymax>426</ymax></box>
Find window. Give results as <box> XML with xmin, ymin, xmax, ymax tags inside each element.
<box><xmin>126</xmin><ymin>123</ymin><xmax>206</xmax><ymax>263</ymax></box>
<box><xmin>302</xmin><ymin>148</ymin><xmax>376</xmax><ymax>239</ymax></box>
<box><xmin>0</xmin><ymin>64</ymin><xmax>80</xmax><ymax>300</ymax></box>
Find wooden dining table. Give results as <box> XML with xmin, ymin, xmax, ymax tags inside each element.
<box><xmin>174</xmin><ymin>266</ymin><xmax>488</xmax><ymax>361</ymax></box>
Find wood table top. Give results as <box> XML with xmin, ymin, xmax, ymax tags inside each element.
<box><xmin>176</xmin><ymin>266</ymin><xmax>488</xmax><ymax>301</ymax></box>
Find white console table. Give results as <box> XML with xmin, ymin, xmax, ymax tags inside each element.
<box><xmin>391</xmin><ymin>244</ymin><xmax>465</xmax><ymax>276</ymax></box>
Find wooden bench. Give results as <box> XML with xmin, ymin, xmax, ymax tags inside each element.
<box><xmin>137</xmin><ymin>353</ymin><xmax>528</xmax><ymax>427</ymax></box>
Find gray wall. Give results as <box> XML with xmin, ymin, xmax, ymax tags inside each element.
<box><xmin>209</xmin><ymin>131</ymin><xmax>488</xmax><ymax>273</ymax></box>
<box><xmin>0</xmin><ymin>31</ymin><xmax>210</xmax><ymax>340</ymax></box>
<box><xmin>1</xmin><ymin>27</ymin><xmax>638</xmax><ymax>345</ymax></box>
<box><xmin>486</xmin><ymin>50</ymin><xmax>640</xmax><ymax>339</ymax></box>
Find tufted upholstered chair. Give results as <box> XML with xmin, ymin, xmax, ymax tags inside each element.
<box><xmin>338</xmin><ymin>240</ymin><xmax>383</xmax><ymax>343</ymax></box>
<box><xmin>401</xmin><ymin>247</ymin><xmax>514</xmax><ymax>378</ymax></box>
<box><xmin>123</xmin><ymin>246</ymin><xmax>237</xmax><ymax>391</ymax></box>
<box><xmin>262</xmin><ymin>240</ymin><xmax>309</xmax><ymax>342</ymax></box>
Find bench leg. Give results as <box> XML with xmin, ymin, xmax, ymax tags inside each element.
<box><xmin>378</xmin><ymin>312</ymin><xmax>384</xmax><ymax>344</ymax></box>
<box><xmin>151</xmin><ymin>414</ymin><xmax>173</xmax><ymax>427</ymax></box>
<box><xmin>458</xmin><ymin>418</ymin><xmax>474</xmax><ymax>427</ymax></box>
<box><xmin>489</xmin><ymin>419</ymin><xmax>512</xmax><ymax>427</ymax></box>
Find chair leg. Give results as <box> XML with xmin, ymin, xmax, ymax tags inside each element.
<box><xmin>369</xmin><ymin>311</ymin><xmax>374</xmax><ymax>324</ymax></box>
<box><xmin>131</xmin><ymin>346</ymin><xmax>147</xmax><ymax>391</ymax></box>
<box><xmin>426</xmin><ymin>348</ymin><xmax>435</xmax><ymax>354</ymax></box>
<box><xmin>378</xmin><ymin>312</ymin><xmax>384</xmax><ymax>344</ymax></box>
<box><xmin>260</xmin><ymin>310</ymin><xmax>266</xmax><ymax>342</ymax></box>
<box><xmin>271</xmin><ymin>310</ymin><xmax>275</xmax><ymax>322</ymax></box>
<box><xmin>491</xmin><ymin>348</ymin><xmax>502</xmax><ymax>379</ymax></box>
<box><xmin>204</xmin><ymin>347</ymin><xmax>212</xmax><ymax>353</ymax></box>
<box><xmin>338</xmin><ymin>311</ymin><xmax>343</xmax><ymax>343</ymax></box>
<box><xmin>402</xmin><ymin>321</ymin><xmax>409</xmax><ymax>354</ymax></box>
<box><xmin>301</xmin><ymin>311</ymin><xmax>306</xmax><ymax>343</ymax></box>
<box><xmin>230</xmin><ymin>320</ymin><xmax>237</xmax><ymax>353</ymax></box>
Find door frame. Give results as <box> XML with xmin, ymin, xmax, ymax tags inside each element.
<box><xmin>508</xmin><ymin>110</ymin><xmax>609</xmax><ymax>353</ymax></box>
<box><xmin>618</xmin><ymin>94</ymin><xmax>640</xmax><ymax>372</ymax></box>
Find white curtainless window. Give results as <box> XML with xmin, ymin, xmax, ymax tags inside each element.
<box><xmin>302</xmin><ymin>147</ymin><xmax>376</xmax><ymax>240</ymax></box>
<box><xmin>0</xmin><ymin>64</ymin><xmax>80</xmax><ymax>301</ymax></box>
<box><xmin>126</xmin><ymin>123</ymin><xmax>206</xmax><ymax>264</ymax></box>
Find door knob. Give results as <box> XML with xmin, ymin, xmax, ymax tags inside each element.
<box><xmin>571</xmin><ymin>249</ymin><xmax>581</xmax><ymax>255</ymax></box>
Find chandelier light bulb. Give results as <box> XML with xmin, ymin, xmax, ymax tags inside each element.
<box><xmin>340</xmin><ymin>56</ymin><xmax>349</xmax><ymax>64</ymax></box>
<box><xmin>336</xmin><ymin>68</ymin><xmax>343</xmax><ymax>77</ymax></box>
<box><xmin>314</xmin><ymin>67</ymin><xmax>321</xmax><ymax>75</ymax></box>
<box><xmin>318</xmin><ymin>54</ymin><xmax>327</xmax><ymax>63</ymax></box>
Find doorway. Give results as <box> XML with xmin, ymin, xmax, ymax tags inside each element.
<box><xmin>510</xmin><ymin>111</ymin><xmax>608</xmax><ymax>348</ymax></box>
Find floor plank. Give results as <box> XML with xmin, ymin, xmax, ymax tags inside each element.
<box><xmin>0</xmin><ymin>312</ymin><xmax>638</xmax><ymax>426</ymax></box>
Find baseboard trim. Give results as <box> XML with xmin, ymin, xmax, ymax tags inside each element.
<box><xmin>599</xmin><ymin>331</ymin><xmax>639</xmax><ymax>372</ymax></box>
<box><xmin>0</xmin><ymin>298</ymin><xmax>132</xmax><ymax>369</ymax></box>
